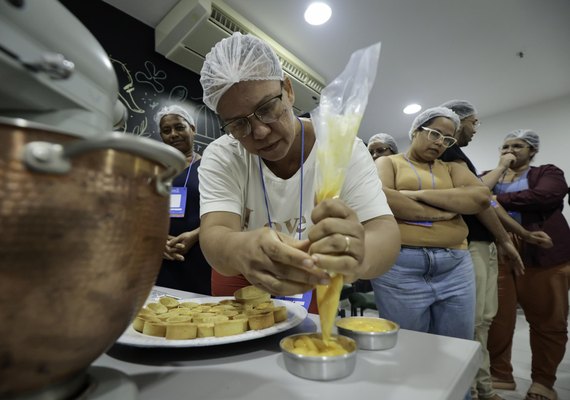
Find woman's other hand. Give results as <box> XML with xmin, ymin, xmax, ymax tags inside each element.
<box><xmin>523</xmin><ymin>230</ymin><xmax>553</xmax><ymax>249</ymax></box>
<box><xmin>308</xmin><ymin>198</ymin><xmax>366</xmax><ymax>283</ymax></box>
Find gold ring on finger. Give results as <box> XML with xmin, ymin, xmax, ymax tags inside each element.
<box><xmin>344</xmin><ymin>236</ymin><xmax>351</xmax><ymax>254</ymax></box>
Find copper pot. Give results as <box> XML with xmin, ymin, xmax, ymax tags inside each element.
<box><xmin>0</xmin><ymin>118</ymin><xmax>186</xmax><ymax>397</ymax></box>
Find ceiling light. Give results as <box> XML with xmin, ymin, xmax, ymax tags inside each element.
<box><xmin>304</xmin><ymin>2</ymin><xmax>332</xmax><ymax>26</ymax></box>
<box><xmin>403</xmin><ymin>104</ymin><xmax>422</xmax><ymax>114</ymax></box>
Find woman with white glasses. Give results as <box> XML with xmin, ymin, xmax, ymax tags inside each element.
<box><xmin>372</xmin><ymin>107</ymin><xmax>490</xmax><ymax>348</ymax></box>
<box><xmin>482</xmin><ymin>130</ymin><xmax>570</xmax><ymax>400</ymax></box>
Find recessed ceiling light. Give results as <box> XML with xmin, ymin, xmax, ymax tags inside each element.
<box><xmin>403</xmin><ymin>104</ymin><xmax>422</xmax><ymax>114</ymax></box>
<box><xmin>304</xmin><ymin>2</ymin><xmax>332</xmax><ymax>26</ymax></box>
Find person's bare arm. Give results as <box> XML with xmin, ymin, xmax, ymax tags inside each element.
<box><xmin>199</xmin><ymin>211</ymin><xmax>329</xmax><ymax>296</ymax></box>
<box><xmin>308</xmin><ymin>201</ymin><xmax>400</xmax><ymax>283</ymax></box>
<box><xmin>375</xmin><ymin>156</ymin><xmax>457</xmax><ymax>221</ymax></box>
<box><xmin>359</xmin><ymin>215</ymin><xmax>400</xmax><ymax>279</ymax></box>
<box><xmin>475</xmin><ymin>207</ymin><xmax>525</xmax><ymax>276</ymax></box>
<box><xmin>480</xmin><ymin>153</ymin><xmax>516</xmax><ymax>189</ymax></box>
<box><xmin>493</xmin><ymin>201</ymin><xmax>553</xmax><ymax>248</ymax></box>
<box><xmin>400</xmin><ymin>162</ymin><xmax>490</xmax><ymax>215</ymax></box>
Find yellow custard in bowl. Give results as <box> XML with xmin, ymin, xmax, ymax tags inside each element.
<box><xmin>336</xmin><ymin>317</ymin><xmax>396</xmax><ymax>332</ymax></box>
<box><xmin>335</xmin><ymin>317</ymin><xmax>399</xmax><ymax>350</ymax></box>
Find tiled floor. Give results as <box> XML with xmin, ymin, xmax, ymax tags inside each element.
<box><xmin>339</xmin><ymin>301</ymin><xmax>570</xmax><ymax>400</ymax></box>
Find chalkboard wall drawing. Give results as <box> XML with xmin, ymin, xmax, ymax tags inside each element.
<box><xmin>61</xmin><ymin>0</ymin><xmax>222</xmax><ymax>154</ymax></box>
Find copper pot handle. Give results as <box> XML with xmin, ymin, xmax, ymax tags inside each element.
<box><xmin>22</xmin><ymin>133</ymin><xmax>186</xmax><ymax>197</ymax></box>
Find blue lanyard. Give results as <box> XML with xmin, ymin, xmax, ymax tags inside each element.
<box><xmin>259</xmin><ymin>117</ymin><xmax>305</xmax><ymax>240</ymax></box>
<box><xmin>182</xmin><ymin>152</ymin><xmax>196</xmax><ymax>187</ymax></box>
<box><xmin>403</xmin><ymin>153</ymin><xmax>435</xmax><ymax>190</ymax></box>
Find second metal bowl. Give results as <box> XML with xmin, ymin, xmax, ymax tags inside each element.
<box><xmin>336</xmin><ymin>317</ymin><xmax>399</xmax><ymax>350</ymax></box>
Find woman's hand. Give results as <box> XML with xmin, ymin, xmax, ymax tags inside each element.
<box><xmin>307</xmin><ymin>198</ymin><xmax>366</xmax><ymax>284</ymax></box>
<box><xmin>162</xmin><ymin>229</ymin><xmax>200</xmax><ymax>261</ymax></box>
<box><xmin>523</xmin><ymin>230</ymin><xmax>553</xmax><ymax>249</ymax></box>
<box><xmin>237</xmin><ymin>228</ymin><xmax>330</xmax><ymax>296</ymax></box>
<box><xmin>496</xmin><ymin>240</ymin><xmax>525</xmax><ymax>276</ymax></box>
<box><xmin>498</xmin><ymin>153</ymin><xmax>516</xmax><ymax>169</ymax></box>
<box><xmin>163</xmin><ymin>234</ymin><xmax>184</xmax><ymax>261</ymax></box>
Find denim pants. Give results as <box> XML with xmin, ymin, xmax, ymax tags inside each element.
<box><xmin>371</xmin><ymin>247</ymin><xmax>476</xmax><ymax>340</ymax></box>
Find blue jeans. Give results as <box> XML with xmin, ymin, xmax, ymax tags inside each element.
<box><xmin>371</xmin><ymin>247</ymin><xmax>476</xmax><ymax>340</ymax></box>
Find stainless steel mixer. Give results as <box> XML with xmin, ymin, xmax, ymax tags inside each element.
<box><xmin>0</xmin><ymin>1</ymin><xmax>187</xmax><ymax>398</ymax></box>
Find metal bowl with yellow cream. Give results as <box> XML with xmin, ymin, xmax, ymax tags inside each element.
<box><xmin>280</xmin><ymin>333</ymin><xmax>357</xmax><ymax>381</ymax></box>
<box><xmin>336</xmin><ymin>317</ymin><xmax>399</xmax><ymax>350</ymax></box>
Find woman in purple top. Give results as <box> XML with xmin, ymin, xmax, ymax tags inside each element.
<box><xmin>481</xmin><ymin>129</ymin><xmax>570</xmax><ymax>400</ymax></box>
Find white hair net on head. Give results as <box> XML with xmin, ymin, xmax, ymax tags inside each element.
<box><xmin>439</xmin><ymin>99</ymin><xmax>477</xmax><ymax>119</ymax></box>
<box><xmin>368</xmin><ymin>133</ymin><xmax>398</xmax><ymax>153</ymax></box>
<box><xmin>200</xmin><ymin>32</ymin><xmax>284</xmax><ymax>113</ymax></box>
<box><xmin>504</xmin><ymin>129</ymin><xmax>540</xmax><ymax>151</ymax></box>
<box><xmin>408</xmin><ymin>106</ymin><xmax>460</xmax><ymax>139</ymax></box>
<box><xmin>154</xmin><ymin>105</ymin><xmax>195</xmax><ymax>128</ymax></box>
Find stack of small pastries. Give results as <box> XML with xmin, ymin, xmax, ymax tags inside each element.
<box><xmin>132</xmin><ymin>286</ymin><xmax>288</xmax><ymax>340</ymax></box>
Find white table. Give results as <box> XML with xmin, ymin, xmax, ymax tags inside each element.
<box><xmin>94</xmin><ymin>287</ymin><xmax>481</xmax><ymax>400</ymax></box>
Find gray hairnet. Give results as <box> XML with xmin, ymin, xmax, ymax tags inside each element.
<box><xmin>200</xmin><ymin>32</ymin><xmax>284</xmax><ymax>113</ymax></box>
<box><xmin>368</xmin><ymin>133</ymin><xmax>398</xmax><ymax>153</ymax></box>
<box><xmin>439</xmin><ymin>99</ymin><xmax>478</xmax><ymax>119</ymax></box>
<box><xmin>154</xmin><ymin>105</ymin><xmax>195</xmax><ymax>128</ymax></box>
<box><xmin>409</xmin><ymin>107</ymin><xmax>460</xmax><ymax>139</ymax></box>
<box><xmin>504</xmin><ymin>129</ymin><xmax>540</xmax><ymax>151</ymax></box>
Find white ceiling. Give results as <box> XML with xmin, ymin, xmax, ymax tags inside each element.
<box><xmin>103</xmin><ymin>0</ymin><xmax>570</xmax><ymax>144</ymax></box>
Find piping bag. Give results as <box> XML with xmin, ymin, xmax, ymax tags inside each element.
<box><xmin>311</xmin><ymin>42</ymin><xmax>381</xmax><ymax>343</ymax></box>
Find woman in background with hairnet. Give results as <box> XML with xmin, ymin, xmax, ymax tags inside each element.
<box><xmin>155</xmin><ymin>104</ymin><xmax>212</xmax><ymax>295</ymax></box>
<box><xmin>367</xmin><ymin>133</ymin><xmax>398</xmax><ymax>160</ymax></box>
<box><xmin>481</xmin><ymin>130</ymin><xmax>570</xmax><ymax>400</ymax></box>
<box><xmin>197</xmin><ymin>32</ymin><xmax>400</xmax><ymax>312</ymax></box>
<box><xmin>372</xmin><ymin>107</ymin><xmax>490</xmax><ymax>364</ymax></box>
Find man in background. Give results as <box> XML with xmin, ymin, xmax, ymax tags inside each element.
<box><xmin>439</xmin><ymin>100</ymin><xmax>510</xmax><ymax>400</ymax></box>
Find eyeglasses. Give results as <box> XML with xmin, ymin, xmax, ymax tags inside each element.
<box><xmin>500</xmin><ymin>144</ymin><xmax>530</xmax><ymax>151</ymax></box>
<box><xmin>369</xmin><ymin>147</ymin><xmax>392</xmax><ymax>155</ymax></box>
<box><xmin>220</xmin><ymin>91</ymin><xmax>285</xmax><ymax>139</ymax></box>
<box><xmin>421</xmin><ymin>127</ymin><xmax>457</xmax><ymax>148</ymax></box>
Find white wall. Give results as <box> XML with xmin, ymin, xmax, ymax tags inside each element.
<box><xmin>463</xmin><ymin>94</ymin><xmax>570</xmax><ymax>222</ymax></box>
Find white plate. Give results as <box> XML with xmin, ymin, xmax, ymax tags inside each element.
<box><xmin>115</xmin><ymin>296</ymin><xmax>308</xmax><ymax>348</ymax></box>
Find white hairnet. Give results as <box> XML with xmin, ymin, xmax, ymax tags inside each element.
<box><xmin>200</xmin><ymin>32</ymin><xmax>284</xmax><ymax>112</ymax></box>
<box><xmin>368</xmin><ymin>133</ymin><xmax>398</xmax><ymax>153</ymax></box>
<box><xmin>504</xmin><ymin>129</ymin><xmax>540</xmax><ymax>151</ymax></box>
<box><xmin>409</xmin><ymin>106</ymin><xmax>460</xmax><ymax>139</ymax></box>
<box><xmin>439</xmin><ymin>99</ymin><xmax>477</xmax><ymax>119</ymax></box>
<box><xmin>154</xmin><ymin>105</ymin><xmax>195</xmax><ymax>128</ymax></box>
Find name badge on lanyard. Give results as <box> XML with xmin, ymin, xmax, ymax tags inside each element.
<box><xmin>169</xmin><ymin>156</ymin><xmax>195</xmax><ymax>218</ymax></box>
<box><xmin>170</xmin><ymin>187</ymin><xmax>188</xmax><ymax>218</ymax></box>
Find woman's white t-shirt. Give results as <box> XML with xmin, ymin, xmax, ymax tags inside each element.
<box><xmin>199</xmin><ymin>134</ymin><xmax>392</xmax><ymax>239</ymax></box>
